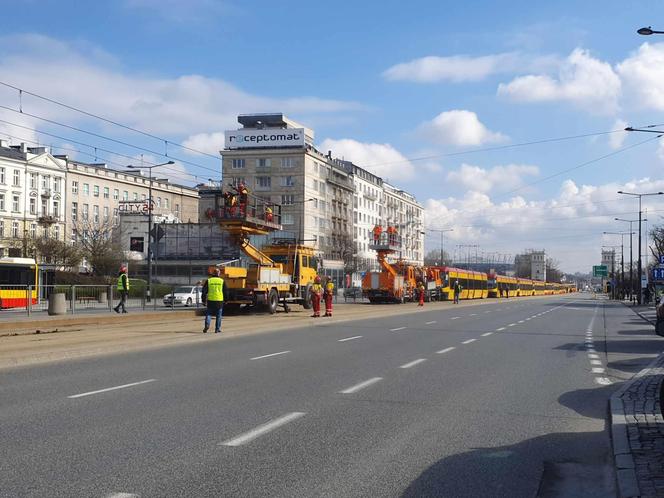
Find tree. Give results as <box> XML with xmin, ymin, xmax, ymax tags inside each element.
<box><xmin>30</xmin><ymin>237</ymin><xmax>83</xmax><ymax>269</ymax></box>
<box><xmin>650</xmin><ymin>224</ymin><xmax>664</xmax><ymax>264</ymax></box>
<box><xmin>546</xmin><ymin>258</ymin><xmax>563</xmax><ymax>283</ymax></box>
<box><xmin>73</xmin><ymin>219</ymin><xmax>123</xmax><ymax>276</ymax></box>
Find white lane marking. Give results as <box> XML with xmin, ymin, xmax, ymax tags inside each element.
<box><xmin>496</xmin><ymin>327</ymin><xmax>506</xmax><ymax>331</ymax></box>
<box><xmin>469</xmin><ymin>313</ymin><xmax>477</xmax><ymax>316</ymax></box>
<box><xmin>525</xmin><ymin>318</ymin><xmax>532</xmax><ymax>321</ymax></box>
<box><xmin>590</xmin><ymin>359</ymin><xmax>602</xmax><ymax>366</ymax></box>
<box><xmin>339</xmin><ymin>377</ymin><xmax>383</xmax><ymax>394</ymax></box>
<box><xmin>592</xmin><ymin>367</ymin><xmax>605</xmax><ymax>374</ymax></box>
<box><xmin>400</xmin><ymin>358</ymin><xmax>427</xmax><ymax>369</ymax></box>
<box><xmin>461</xmin><ymin>339</ymin><xmax>477</xmax><ymax>344</ymax></box>
<box><xmin>588</xmin><ymin>353</ymin><xmax>600</xmax><ymax>359</ymax></box>
<box><xmin>250</xmin><ymin>350</ymin><xmax>291</xmax><ymax>361</ymax></box>
<box><xmin>517</xmin><ymin>320</ymin><xmax>525</xmax><ymax>324</ymax></box>
<box><xmin>68</xmin><ymin>379</ymin><xmax>156</xmax><ymax>399</ymax></box>
<box><xmin>484</xmin><ymin>310</ymin><xmax>491</xmax><ymax>313</ymax></box>
<box><xmin>436</xmin><ymin>347</ymin><xmax>456</xmax><ymax>354</ymax></box>
<box><xmin>595</xmin><ymin>377</ymin><xmax>612</xmax><ymax>385</ymax></box>
<box><xmin>508</xmin><ymin>323</ymin><xmax>516</xmax><ymax>327</ymax></box>
<box><xmin>481</xmin><ymin>332</ymin><xmax>494</xmax><ymax>337</ymax></box>
<box><xmin>106</xmin><ymin>494</ymin><xmax>139</xmax><ymax>498</ymax></box>
<box><xmin>390</xmin><ymin>326</ymin><xmax>406</xmax><ymax>331</ymax></box>
<box><xmin>451</xmin><ymin>317</ymin><xmax>460</xmax><ymax>320</ymax></box>
<box><xmin>425</xmin><ymin>321</ymin><xmax>437</xmax><ymax>325</ymax></box>
<box><xmin>338</xmin><ymin>335</ymin><xmax>362</xmax><ymax>342</ymax></box>
<box><xmin>220</xmin><ymin>412</ymin><xmax>306</xmax><ymax>447</ymax></box>
<box><xmin>587</xmin><ymin>348</ymin><xmax>597</xmax><ymax>353</ymax></box>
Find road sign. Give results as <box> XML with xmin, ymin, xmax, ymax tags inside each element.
<box><xmin>593</xmin><ymin>265</ymin><xmax>608</xmax><ymax>277</ymax></box>
<box><xmin>659</xmin><ymin>255</ymin><xmax>664</xmax><ymax>265</ymax></box>
<box><xmin>653</xmin><ymin>268</ymin><xmax>664</xmax><ymax>281</ymax></box>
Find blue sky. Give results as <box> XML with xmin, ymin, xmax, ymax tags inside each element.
<box><xmin>1</xmin><ymin>0</ymin><xmax>664</xmax><ymax>272</ymax></box>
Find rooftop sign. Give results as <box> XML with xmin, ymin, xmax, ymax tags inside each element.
<box><xmin>225</xmin><ymin>128</ymin><xmax>305</xmax><ymax>149</ymax></box>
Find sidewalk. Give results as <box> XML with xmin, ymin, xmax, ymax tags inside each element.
<box><xmin>611</xmin><ymin>306</ymin><xmax>664</xmax><ymax>497</ymax></box>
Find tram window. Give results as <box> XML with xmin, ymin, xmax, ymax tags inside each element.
<box><xmin>0</xmin><ymin>266</ymin><xmax>30</xmax><ymax>285</ymax></box>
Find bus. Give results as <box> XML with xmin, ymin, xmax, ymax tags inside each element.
<box><xmin>0</xmin><ymin>258</ymin><xmax>38</xmax><ymax>309</ymax></box>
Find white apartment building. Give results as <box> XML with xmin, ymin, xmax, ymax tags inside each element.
<box><xmin>383</xmin><ymin>183</ymin><xmax>424</xmax><ymax>266</ymax></box>
<box><xmin>0</xmin><ymin>142</ymin><xmax>68</xmax><ymax>257</ymax></box>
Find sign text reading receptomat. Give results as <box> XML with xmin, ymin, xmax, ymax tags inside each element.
<box><xmin>225</xmin><ymin>128</ymin><xmax>305</xmax><ymax>149</ymax></box>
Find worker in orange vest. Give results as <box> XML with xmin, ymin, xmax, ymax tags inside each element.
<box><xmin>311</xmin><ymin>276</ymin><xmax>322</xmax><ymax>317</ymax></box>
<box><xmin>372</xmin><ymin>224</ymin><xmax>382</xmax><ymax>243</ymax></box>
<box><xmin>323</xmin><ymin>276</ymin><xmax>335</xmax><ymax>317</ymax></box>
<box><xmin>264</xmin><ymin>205</ymin><xmax>273</xmax><ymax>222</ymax></box>
<box><xmin>418</xmin><ymin>281</ymin><xmax>425</xmax><ymax>306</ymax></box>
<box><xmin>387</xmin><ymin>225</ymin><xmax>397</xmax><ymax>245</ymax></box>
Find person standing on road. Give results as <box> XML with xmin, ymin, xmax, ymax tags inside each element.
<box><xmin>453</xmin><ymin>279</ymin><xmax>461</xmax><ymax>304</ymax></box>
<box><xmin>311</xmin><ymin>276</ymin><xmax>322</xmax><ymax>317</ymax></box>
<box><xmin>324</xmin><ymin>276</ymin><xmax>335</xmax><ymax>317</ymax></box>
<box><xmin>113</xmin><ymin>265</ymin><xmax>129</xmax><ymax>314</ymax></box>
<box><xmin>418</xmin><ymin>281</ymin><xmax>425</xmax><ymax>307</ymax></box>
<box><xmin>202</xmin><ymin>267</ymin><xmax>224</xmax><ymax>333</ymax></box>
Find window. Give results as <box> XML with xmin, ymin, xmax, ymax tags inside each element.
<box><xmin>54</xmin><ymin>178</ymin><xmax>61</xmax><ymax>193</ymax></box>
<box><xmin>41</xmin><ymin>199</ymin><xmax>47</xmax><ymax>216</ymax></box>
<box><xmin>13</xmin><ymin>170</ymin><xmax>20</xmax><ymax>187</ymax></box>
<box><xmin>11</xmin><ymin>221</ymin><xmax>19</xmax><ymax>238</ymax></box>
<box><xmin>156</xmin><ymin>197</ymin><xmax>161</xmax><ymax>208</ymax></box>
<box><xmin>29</xmin><ymin>198</ymin><xmax>36</xmax><ymax>215</ymax></box>
<box><xmin>0</xmin><ymin>194</ymin><xmax>4</xmax><ymax>211</ymax></box>
<box><xmin>164</xmin><ymin>198</ymin><xmax>169</xmax><ymax>209</ymax></box>
<box><xmin>280</xmin><ymin>176</ymin><xmax>295</xmax><ymax>187</ymax></box>
<box><xmin>103</xmin><ymin>206</ymin><xmax>109</xmax><ymax>221</ymax></box>
<box><xmin>82</xmin><ymin>183</ymin><xmax>89</xmax><ymax>195</ymax></box>
<box><xmin>103</xmin><ymin>186</ymin><xmax>109</xmax><ymax>199</ymax></box>
<box><xmin>82</xmin><ymin>204</ymin><xmax>89</xmax><ymax>220</ymax></box>
<box><xmin>133</xmin><ymin>192</ymin><xmax>138</xmax><ymax>201</ymax></box>
<box><xmin>319</xmin><ymin>200</ymin><xmax>326</xmax><ymax>212</ymax></box>
<box><xmin>72</xmin><ymin>181</ymin><xmax>78</xmax><ymax>194</ymax></box>
<box><xmin>42</xmin><ymin>176</ymin><xmax>49</xmax><ymax>190</ymax></box>
<box><xmin>319</xmin><ymin>183</ymin><xmax>326</xmax><ymax>194</ymax></box>
<box><xmin>30</xmin><ymin>224</ymin><xmax>36</xmax><ymax>238</ymax></box>
<box><xmin>93</xmin><ymin>205</ymin><xmax>99</xmax><ymax>223</ymax></box>
<box><xmin>256</xmin><ymin>158</ymin><xmax>271</xmax><ymax>168</ymax></box>
<box><xmin>30</xmin><ymin>173</ymin><xmax>37</xmax><ymax>189</ymax></box>
<box><xmin>230</xmin><ymin>177</ymin><xmax>246</xmax><ymax>187</ymax></box>
<box><xmin>123</xmin><ymin>191</ymin><xmax>129</xmax><ymax>201</ymax></box>
<box><xmin>282</xmin><ymin>213</ymin><xmax>294</xmax><ymax>225</ymax></box>
<box><xmin>0</xmin><ymin>221</ymin><xmax>3</xmax><ymax>238</ymax></box>
<box><xmin>0</xmin><ymin>167</ymin><xmax>4</xmax><ymax>184</ymax></box>
<box><xmin>93</xmin><ymin>185</ymin><xmax>99</xmax><ymax>197</ymax></box>
<box><xmin>312</xmin><ymin>198</ymin><xmax>318</xmax><ymax>209</ymax></box>
<box><xmin>113</xmin><ymin>189</ymin><xmax>119</xmax><ymax>200</ymax></box>
<box><xmin>71</xmin><ymin>230</ymin><xmax>78</xmax><ymax>243</ymax></box>
<box><xmin>12</xmin><ymin>195</ymin><xmax>19</xmax><ymax>212</ymax></box>
<box><xmin>281</xmin><ymin>194</ymin><xmax>294</xmax><ymax>205</ymax></box>
<box><xmin>175</xmin><ymin>203</ymin><xmax>180</xmax><ymax>216</ymax></box>
<box><xmin>319</xmin><ymin>218</ymin><xmax>326</xmax><ymax>229</ymax></box>
<box><xmin>281</xmin><ymin>157</ymin><xmax>294</xmax><ymax>168</ymax></box>
<box><xmin>141</xmin><ymin>193</ymin><xmax>146</xmax><ymax>201</ymax></box>
<box><xmin>232</xmin><ymin>158</ymin><xmax>245</xmax><ymax>169</ymax></box>
<box><xmin>256</xmin><ymin>176</ymin><xmax>271</xmax><ymax>190</ymax></box>
<box><xmin>54</xmin><ymin>225</ymin><xmax>60</xmax><ymax>240</ymax></box>
<box><xmin>72</xmin><ymin>202</ymin><xmax>78</xmax><ymax>221</ymax></box>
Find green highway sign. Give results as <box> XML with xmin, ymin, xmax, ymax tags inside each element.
<box><xmin>593</xmin><ymin>265</ymin><xmax>608</xmax><ymax>277</ymax></box>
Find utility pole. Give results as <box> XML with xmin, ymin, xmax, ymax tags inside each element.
<box><xmin>615</xmin><ymin>217</ymin><xmax>641</xmax><ymax>301</ymax></box>
<box><xmin>429</xmin><ymin>228</ymin><xmax>453</xmax><ymax>266</ymax></box>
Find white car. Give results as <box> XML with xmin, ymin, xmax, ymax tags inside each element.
<box><xmin>163</xmin><ymin>286</ymin><xmax>202</xmax><ymax>307</ymax></box>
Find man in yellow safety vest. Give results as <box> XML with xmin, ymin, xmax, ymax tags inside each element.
<box><xmin>113</xmin><ymin>265</ymin><xmax>129</xmax><ymax>313</ymax></box>
<box><xmin>202</xmin><ymin>267</ymin><xmax>225</xmax><ymax>333</ymax></box>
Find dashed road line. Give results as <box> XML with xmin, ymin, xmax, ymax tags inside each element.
<box><xmin>496</xmin><ymin>327</ymin><xmax>506</xmax><ymax>331</ymax></box>
<box><xmin>220</xmin><ymin>412</ymin><xmax>306</xmax><ymax>447</ymax></box>
<box><xmin>508</xmin><ymin>323</ymin><xmax>516</xmax><ymax>327</ymax></box>
<box><xmin>436</xmin><ymin>347</ymin><xmax>456</xmax><ymax>354</ymax></box>
<box><xmin>390</xmin><ymin>326</ymin><xmax>406</xmax><ymax>332</ymax></box>
<box><xmin>339</xmin><ymin>377</ymin><xmax>383</xmax><ymax>394</ymax></box>
<box><xmin>425</xmin><ymin>320</ymin><xmax>437</xmax><ymax>325</ymax></box>
<box><xmin>481</xmin><ymin>332</ymin><xmax>493</xmax><ymax>337</ymax></box>
<box><xmin>68</xmin><ymin>379</ymin><xmax>156</xmax><ymax>399</ymax></box>
<box><xmin>469</xmin><ymin>313</ymin><xmax>477</xmax><ymax>316</ymax></box>
<box><xmin>338</xmin><ymin>336</ymin><xmax>362</xmax><ymax>342</ymax></box>
<box><xmin>400</xmin><ymin>358</ymin><xmax>427</xmax><ymax>369</ymax></box>
<box><xmin>250</xmin><ymin>351</ymin><xmax>291</xmax><ymax>361</ymax></box>
<box><xmin>451</xmin><ymin>317</ymin><xmax>460</xmax><ymax>320</ymax></box>
<box><xmin>461</xmin><ymin>339</ymin><xmax>477</xmax><ymax>344</ymax></box>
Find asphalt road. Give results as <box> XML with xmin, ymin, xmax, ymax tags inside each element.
<box><xmin>2</xmin><ymin>294</ymin><xmax>662</xmax><ymax>497</ymax></box>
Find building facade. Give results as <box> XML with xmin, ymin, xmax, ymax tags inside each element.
<box><xmin>0</xmin><ymin>142</ymin><xmax>68</xmax><ymax>257</ymax></box>
<box><xmin>514</xmin><ymin>250</ymin><xmax>547</xmax><ymax>281</ymax></box>
<box><xmin>382</xmin><ymin>183</ymin><xmax>424</xmax><ymax>266</ymax></box>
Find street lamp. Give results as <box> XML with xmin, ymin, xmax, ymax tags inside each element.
<box><xmin>604</xmin><ymin>231</ymin><xmax>634</xmax><ymax>299</ymax></box>
<box><xmin>617</xmin><ymin>190</ymin><xmax>664</xmax><ymax>304</ymax></box>
<box><xmin>428</xmin><ymin>228</ymin><xmax>453</xmax><ymax>266</ymax></box>
<box><xmin>637</xmin><ymin>26</ymin><xmax>664</xmax><ymax>35</ymax></box>
<box><xmin>127</xmin><ymin>160</ymin><xmax>175</xmax><ymax>302</ymax></box>
<box><xmin>615</xmin><ymin>217</ymin><xmax>646</xmax><ymax>301</ymax></box>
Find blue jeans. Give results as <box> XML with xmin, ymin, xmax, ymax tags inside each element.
<box><xmin>205</xmin><ymin>302</ymin><xmax>223</xmax><ymax>332</ymax></box>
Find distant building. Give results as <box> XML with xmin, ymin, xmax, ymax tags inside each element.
<box><xmin>514</xmin><ymin>250</ymin><xmax>547</xmax><ymax>281</ymax></box>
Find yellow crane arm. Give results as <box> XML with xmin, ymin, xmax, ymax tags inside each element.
<box><xmin>238</xmin><ymin>235</ymin><xmax>275</xmax><ymax>266</ymax></box>
<box><xmin>377</xmin><ymin>251</ymin><xmax>398</xmax><ymax>276</ymax></box>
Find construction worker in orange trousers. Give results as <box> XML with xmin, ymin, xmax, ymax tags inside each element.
<box><xmin>418</xmin><ymin>281</ymin><xmax>425</xmax><ymax>306</ymax></box>
<box><xmin>324</xmin><ymin>276</ymin><xmax>335</xmax><ymax>317</ymax></box>
<box><xmin>311</xmin><ymin>276</ymin><xmax>322</xmax><ymax>317</ymax></box>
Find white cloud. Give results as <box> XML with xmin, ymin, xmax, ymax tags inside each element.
<box><xmin>497</xmin><ymin>48</ymin><xmax>621</xmax><ymax>114</ymax></box>
<box><xmin>383</xmin><ymin>53</ymin><xmax>518</xmax><ymax>83</ymax></box>
<box><xmin>446</xmin><ymin>163</ymin><xmax>539</xmax><ymax>193</ymax></box>
<box><xmin>319</xmin><ymin>138</ymin><xmax>414</xmax><ymax>181</ymax></box>
<box><xmin>608</xmin><ymin>119</ymin><xmax>628</xmax><ymax>150</ymax></box>
<box><xmin>658</xmin><ymin>137</ymin><xmax>664</xmax><ymax>162</ymax></box>
<box><xmin>616</xmin><ymin>42</ymin><xmax>664</xmax><ymax>111</ymax></box>
<box><xmin>424</xmin><ymin>176</ymin><xmax>664</xmax><ymax>273</ymax></box>
<box><xmin>181</xmin><ymin>132</ymin><xmax>226</xmax><ymax>156</ymax></box>
<box><xmin>418</xmin><ymin>110</ymin><xmax>507</xmax><ymax>146</ymax></box>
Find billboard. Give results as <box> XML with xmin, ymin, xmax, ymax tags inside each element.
<box><xmin>225</xmin><ymin>128</ymin><xmax>305</xmax><ymax>149</ymax></box>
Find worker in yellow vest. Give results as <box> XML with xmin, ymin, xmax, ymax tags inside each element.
<box><xmin>323</xmin><ymin>276</ymin><xmax>335</xmax><ymax>317</ymax></box>
<box><xmin>311</xmin><ymin>276</ymin><xmax>322</xmax><ymax>317</ymax></box>
<box><xmin>113</xmin><ymin>265</ymin><xmax>129</xmax><ymax>314</ymax></box>
<box><xmin>202</xmin><ymin>267</ymin><xmax>224</xmax><ymax>333</ymax></box>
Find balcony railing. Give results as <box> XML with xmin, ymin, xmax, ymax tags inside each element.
<box><xmin>37</xmin><ymin>215</ymin><xmax>59</xmax><ymax>225</ymax></box>
<box><xmin>41</xmin><ymin>189</ymin><xmax>52</xmax><ymax>198</ymax></box>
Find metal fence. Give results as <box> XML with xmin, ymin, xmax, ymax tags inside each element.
<box><xmin>0</xmin><ymin>285</ymin><xmax>205</xmax><ymax>316</ymax></box>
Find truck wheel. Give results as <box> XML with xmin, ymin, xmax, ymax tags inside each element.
<box><xmin>302</xmin><ymin>284</ymin><xmax>313</xmax><ymax>309</ymax></box>
<box><xmin>267</xmin><ymin>289</ymin><xmax>279</xmax><ymax>314</ymax></box>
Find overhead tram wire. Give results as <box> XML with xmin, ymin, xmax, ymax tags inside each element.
<box><xmin>0</xmin><ymin>80</ymin><xmax>220</xmax><ymax>160</ymax></box>
<box><xmin>0</xmin><ymin>120</ymin><xmax>204</xmax><ymax>183</ymax></box>
<box><xmin>0</xmin><ymin>104</ymin><xmax>219</xmax><ymax>175</ymax></box>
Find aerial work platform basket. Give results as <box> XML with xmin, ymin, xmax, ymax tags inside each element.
<box><xmin>368</xmin><ymin>231</ymin><xmax>402</xmax><ymax>253</ymax></box>
<box><xmin>212</xmin><ymin>191</ymin><xmax>282</xmax><ymax>236</ymax></box>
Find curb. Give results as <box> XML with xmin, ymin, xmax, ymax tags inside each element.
<box><xmin>610</xmin><ymin>307</ymin><xmax>664</xmax><ymax>497</ymax></box>
<box><xmin>622</xmin><ymin>301</ymin><xmax>656</xmax><ymax>326</ymax></box>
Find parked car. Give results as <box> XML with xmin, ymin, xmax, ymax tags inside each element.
<box><xmin>163</xmin><ymin>286</ymin><xmax>202</xmax><ymax>307</ymax></box>
<box><xmin>343</xmin><ymin>286</ymin><xmax>363</xmax><ymax>299</ymax></box>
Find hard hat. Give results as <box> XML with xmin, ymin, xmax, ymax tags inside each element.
<box><xmin>208</xmin><ymin>265</ymin><xmax>218</xmax><ymax>276</ymax></box>
<box><xmin>314</xmin><ymin>276</ymin><xmax>321</xmax><ymax>283</ymax></box>
<box><xmin>119</xmin><ymin>265</ymin><xmax>127</xmax><ymax>273</ymax></box>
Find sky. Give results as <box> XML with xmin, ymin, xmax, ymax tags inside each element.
<box><xmin>1</xmin><ymin>0</ymin><xmax>664</xmax><ymax>273</ymax></box>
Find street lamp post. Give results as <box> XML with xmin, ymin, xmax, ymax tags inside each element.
<box><xmin>637</xmin><ymin>26</ymin><xmax>664</xmax><ymax>35</ymax></box>
<box><xmin>127</xmin><ymin>160</ymin><xmax>174</xmax><ymax>303</ymax></box>
<box><xmin>604</xmin><ymin>231</ymin><xmax>634</xmax><ymax>299</ymax></box>
<box><xmin>615</xmin><ymin>218</ymin><xmax>645</xmax><ymax>301</ymax></box>
<box><xmin>617</xmin><ymin>191</ymin><xmax>663</xmax><ymax>304</ymax></box>
<box><xmin>429</xmin><ymin>228</ymin><xmax>453</xmax><ymax>266</ymax></box>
